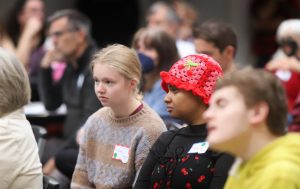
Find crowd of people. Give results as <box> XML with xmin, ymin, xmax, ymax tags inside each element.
<box><xmin>0</xmin><ymin>0</ymin><xmax>300</xmax><ymax>189</ymax></box>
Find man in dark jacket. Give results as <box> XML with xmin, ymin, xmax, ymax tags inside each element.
<box><xmin>39</xmin><ymin>9</ymin><xmax>101</xmax><ymax>183</ymax></box>
<box><xmin>39</xmin><ymin>9</ymin><xmax>101</xmax><ymax>138</ymax></box>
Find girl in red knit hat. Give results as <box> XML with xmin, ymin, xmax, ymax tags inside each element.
<box><xmin>134</xmin><ymin>54</ymin><xmax>234</xmax><ymax>189</ymax></box>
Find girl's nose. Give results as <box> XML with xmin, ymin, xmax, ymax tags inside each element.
<box><xmin>96</xmin><ymin>82</ymin><xmax>105</xmax><ymax>94</ymax></box>
<box><xmin>164</xmin><ymin>92</ymin><xmax>171</xmax><ymax>104</ymax></box>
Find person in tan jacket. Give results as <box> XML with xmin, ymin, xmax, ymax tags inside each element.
<box><xmin>0</xmin><ymin>47</ymin><xmax>42</xmax><ymax>189</ymax></box>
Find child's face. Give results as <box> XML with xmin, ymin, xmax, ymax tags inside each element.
<box><xmin>93</xmin><ymin>63</ymin><xmax>133</xmax><ymax>109</ymax></box>
<box><xmin>203</xmin><ymin>86</ymin><xmax>251</xmax><ymax>154</ymax></box>
<box><xmin>164</xmin><ymin>85</ymin><xmax>206</xmax><ymax>124</ymax></box>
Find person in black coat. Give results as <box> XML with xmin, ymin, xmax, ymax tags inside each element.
<box><xmin>39</xmin><ymin>9</ymin><xmax>102</xmax><ymax>183</ymax></box>
<box><xmin>39</xmin><ymin>9</ymin><xmax>101</xmax><ymax>139</ymax></box>
<box><xmin>134</xmin><ymin>54</ymin><xmax>234</xmax><ymax>189</ymax></box>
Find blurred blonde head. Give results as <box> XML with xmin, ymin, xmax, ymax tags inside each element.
<box><xmin>0</xmin><ymin>47</ymin><xmax>31</xmax><ymax>117</ymax></box>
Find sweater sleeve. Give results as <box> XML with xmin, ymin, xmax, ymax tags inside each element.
<box><xmin>134</xmin><ymin>130</ymin><xmax>175</xmax><ymax>189</ymax></box>
<box><xmin>71</xmin><ymin>123</ymin><xmax>94</xmax><ymax>189</ymax></box>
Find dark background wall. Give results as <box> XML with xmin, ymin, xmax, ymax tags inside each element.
<box><xmin>76</xmin><ymin>0</ymin><xmax>139</xmax><ymax>48</ymax></box>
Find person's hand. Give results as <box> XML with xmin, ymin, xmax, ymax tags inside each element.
<box><xmin>265</xmin><ymin>57</ymin><xmax>300</xmax><ymax>73</ymax></box>
<box><xmin>287</xmin><ymin>57</ymin><xmax>300</xmax><ymax>73</ymax></box>
<box><xmin>42</xmin><ymin>157</ymin><xmax>56</xmax><ymax>175</ymax></box>
<box><xmin>265</xmin><ymin>58</ymin><xmax>290</xmax><ymax>71</ymax></box>
<box><xmin>40</xmin><ymin>49</ymin><xmax>64</xmax><ymax>69</ymax></box>
<box><xmin>23</xmin><ymin>16</ymin><xmax>43</xmax><ymax>37</ymax></box>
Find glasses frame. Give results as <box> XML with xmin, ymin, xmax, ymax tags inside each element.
<box><xmin>48</xmin><ymin>28</ymin><xmax>78</xmax><ymax>38</ymax></box>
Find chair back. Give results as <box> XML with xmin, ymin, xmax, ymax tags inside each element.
<box><xmin>31</xmin><ymin>125</ymin><xmax>47</xmax><ymax>159</ymax></box>
<box><xmin>31</xmin><ymin>125</ymin><xmax>61</xmax><ymax>189</ymax></box>
<box><xmin>43</xmin><ymin>175</ymin><xmax>60</xmax><ymax>189</ymax></box>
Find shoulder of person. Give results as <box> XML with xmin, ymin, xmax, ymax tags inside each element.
<box><xmin>139</xmin><ymin>103</ymin><xmax>166</xmax><ymax>126</ymax></box>
<box><xmin>154</xmin><ymin>128</ymin><xmax>181</xmax><ymax>144</ymax></box>
<box><xmin>83</xmin><ymin>107</ymin><xmax>108</xmax><ymax>126</ymax></box>
<box><xmin>213</xmin><ymin>153</ymin><xmax>235</xmax><ymax>176</ymax></box>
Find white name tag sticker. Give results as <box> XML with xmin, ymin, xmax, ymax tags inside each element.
<box><xmin>112</xmin><ymin>144</ymin><xmax>130</xmax><ymax>163</ymax></box>
<box><xmin>188</xmin><ymin>141</ymin><xmax>209</xmax><ymax>154</ymax></box>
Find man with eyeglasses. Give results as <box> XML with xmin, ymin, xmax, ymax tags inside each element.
<box><xmin>40</xmin><ymin>8</ymin><xmax>101</xmax><ymax>138</ymax></box>
<box><xmin>39</xmin><ymin>9</ymin><xmax>101</xmax><ymax>184</ymax></box>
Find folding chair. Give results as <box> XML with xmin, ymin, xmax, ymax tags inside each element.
<box><xmin>31</xmin><ymin>125</ymin><xmax>61</xmax><ymax>189</ymax></box>
<box><xmin>31</xmin><ymin>125</ymin><xmax>47</xmax><ymax>160</ymax></box>
<box><xmin>43</xmin><ymin>175</ymin><xmax>60</xmax><ymax>189</ymax></box>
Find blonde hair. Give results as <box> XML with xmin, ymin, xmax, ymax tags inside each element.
<box><xmin>91</xmin><ymin>44</ymin><xmax>142</xmax><ymax>98</ymax></box>
<box><xmin>0</xmin><ymin>47</ymin><xmax>31</xmax><ymax>117</ymax></box>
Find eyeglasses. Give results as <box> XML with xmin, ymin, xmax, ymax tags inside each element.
<box><xmin>48</xmin><ymin>28</ymin><xmax>77</xmax><ymax>38</ymax></box>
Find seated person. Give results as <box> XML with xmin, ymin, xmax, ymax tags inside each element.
<box><xmin>204</xmin><ymin>68</ymin><xmax>300</xmax><ymax>189</ymax></box>
<box><xmin>1</xmin><ymin>0</ymin><xmax>46</xmax><ymax>101</ymax></box>
<box><xmin>134</xmin><ymin>54</ymin><xmax>234</xmax><ymax>189</ymax></box>
<box><xmin>40</xmin><ymin>9</ymin><xmax>102</xmax><ymax>185</ymax></box>
<box><xmin>132</xmin><ymin>27</ymin><xmax>182</xmax><ymax>127</ymax></box>
<box><xmin>265</xmin><ymin>19</ymin><xmax>300</xmax><ymax>114</ymax></box>
<box><xmin>71</xmin><ymin>44</ymin><xmax>167</xmax><ymax>188</ymax></box>
<box><xmin>0</xmin><ymin>47</ymin><xmax>42</xmax><ymax>188</ymax></box>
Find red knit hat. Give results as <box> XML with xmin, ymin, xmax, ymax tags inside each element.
<box><xmin>160</xmin><ymin>54</ymin><xmax>223</xmax><ymax>105</ymax></box>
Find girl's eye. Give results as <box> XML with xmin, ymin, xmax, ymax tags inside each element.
<box><xmin>168</xmin><ymin>85</ymin><xmax>178</xmax><ymax>93</ymax></box>
<box><xmin>104</xmin><ymin>80</ymin><xmax>113</xmax><ymax>85</ymax></box>
<box><xmin>94</xmin><ymin>78</ymin><xmax>99</xmax><ymax>84</ymax></box>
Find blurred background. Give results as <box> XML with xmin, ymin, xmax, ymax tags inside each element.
<box><xmin>0</xmin><ymin>0</ymin><xmax>299</xmax><ymax>66</ymax></box>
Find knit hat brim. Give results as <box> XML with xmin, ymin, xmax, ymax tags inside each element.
<box><xmin>160</xmin><ymin>71</ymin><xmax>210</xmax><ymax>105</ymax></box>
<box><xmin>160</xmin><ymin>54</ymin><xmax>223</xmax><ymax>105</ymax></box>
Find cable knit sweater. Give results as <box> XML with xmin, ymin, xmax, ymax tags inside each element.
<box><xmin>71</xmin><ymin>103</ymin><xmax>167</xmax><ymax>189</ymax></box>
